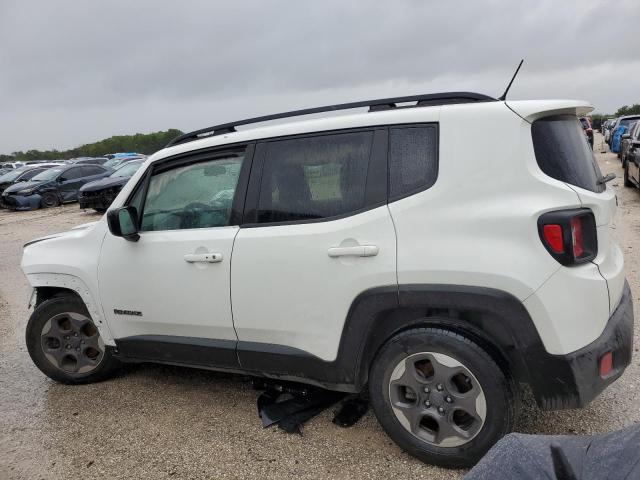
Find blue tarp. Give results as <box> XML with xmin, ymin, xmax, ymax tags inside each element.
<box><xmin>611</xmin><ymin>125</ymin><xmax>628</xmax><ymax>153</ymax></box>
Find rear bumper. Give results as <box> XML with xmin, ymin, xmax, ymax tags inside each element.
<box><xmin>530</xmin><ymin>281</ymin><xmax>634</xmax><ymax>410</ymax></box>
<box><xmin>1</xmin><ymin>193</ymin><xmax>41</xmax><ymax>210</ymax></box>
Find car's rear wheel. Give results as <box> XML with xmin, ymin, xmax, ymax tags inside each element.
<box><xmin>26</xmin><ymin>295</ymin><xmax>120</xmax><ymax>384</ymax></box>
<box><xmin>40</xmin><ymin>192</ymin><xmax>60</xmax><ymax>208</ymax></box>
<box><xmin>624</xmin><ymin>164</ymin><xmax>634</xmax><ymax>188</ymax></box>
<box><xmin>369</xmin><ymin>327</ymin><xmax>518</xmax><ymax>468</ymax></box>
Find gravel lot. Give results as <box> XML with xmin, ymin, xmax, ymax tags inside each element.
<box><xmin>1</xmin><ymin>132</ymin><xmax>639</xmax><ymax>479</ymax></box>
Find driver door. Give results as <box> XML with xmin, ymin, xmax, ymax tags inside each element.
<box><xmin>98</xmin><ymin>145</ymin><xmax>253</xmax><ymax>366</ymax></box>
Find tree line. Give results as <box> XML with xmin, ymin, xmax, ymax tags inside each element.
<box><xmin>591</xmin><ymin>104</ymin><xmax>640</xmax><ymax>130</ymax></box>
<box><xmin>0</xmin><ymin>129</ymin><xmax>184</xmax><ymax>162</ymax></box>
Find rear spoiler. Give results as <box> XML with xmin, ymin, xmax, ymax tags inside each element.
<box><xmin>505</xmin><ymin>100</ymin><xmax>594</xmax><ymax>123</ymax></box>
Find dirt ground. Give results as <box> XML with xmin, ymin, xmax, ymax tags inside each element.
<box><xmin>1</xmin><ymin>132</ymin><xmax>639</xmax><ymax>479</ymax></box>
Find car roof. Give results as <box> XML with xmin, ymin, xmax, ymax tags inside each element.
<box><xmin>148</xmin><ymin>98</ymin><xmax>592</xmax><ymax>164</ymax></box>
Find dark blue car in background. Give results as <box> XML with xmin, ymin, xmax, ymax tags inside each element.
<box><xmin>611</xmin><ymin>115</ymin><xmax>640</xmax><ymax>157</ymax></box>
<box><xmin>1</xmin><ymin>164</ymin><xmax>112</xmax><ymax>210</ymax></box>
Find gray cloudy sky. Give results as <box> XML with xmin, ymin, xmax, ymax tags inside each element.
<box><xmin>1</xmin><ymin>0</ymin><xmax>639</xmax><ymax>154</ymax></box>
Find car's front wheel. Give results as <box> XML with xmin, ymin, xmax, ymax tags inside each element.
<box><xmin>369</xmin><ymin>327</ymin><xmax>518</xmax><ymax>468</ymax></box>
<box><xmin>26</xmin><ymin>295</ymin><xmax>120</xmax><ymax>384</ymax></box>
<box><xmin>40</xmin><ymin>192</ymin><xmax>60</xmax><ymax>208</ymax></box>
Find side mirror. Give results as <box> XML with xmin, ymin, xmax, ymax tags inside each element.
<box><xmin>107</xmin><ymin>206</ymin><xmax>140</xmax><ymax>242</ymax></box>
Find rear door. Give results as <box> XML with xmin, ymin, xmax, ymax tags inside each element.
<box><xmin>231</xmin><ymin>128</ymin><xmax>396</xmax><ymax>366</ymax></box>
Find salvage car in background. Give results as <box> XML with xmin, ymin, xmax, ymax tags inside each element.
<box><xmin>67</xmin><ymin>157</ymin><xmax>109</xmax><ymax>165</ymax></box>
<box><xmin>1</xmin><ymin>164</ymin><xmax>111</xmax><ymax>210</ymax></box>
<box><xmin>78</xmin><ymin>159</ymin><xmax>144</xmax><ymax>212</ymax></box>
<box><xmin>0</xmin><ymin>164</ymin><xmax>60</xmax><ymax>194</ymax></box>
<box><xmin>102</xmin><ymin>155</ymin><xmax>146</xmax><ymax>170</ymax></box>
<box><xmin>621</xmin><ymin>121</ymin><xmax>640</xmax><ymax>166</ymax></box>
<box><xmin>611</xmin><ymin>115</ymin><xmax>640</xmax><ymax>157</ymax></box>
<box><xmin>580</xmin><ymin>116</ymin><xmax>594</xmax><ymax>148</ymax></box>
<box><xmin>604</xmin><ymin>118</ymin><xmax>617</xmax><ymax>144</ymax></box>
<box><xmin>625</xmin><ymin>128</ymin><xmax>640</xmax><ymax>191</ymax></box>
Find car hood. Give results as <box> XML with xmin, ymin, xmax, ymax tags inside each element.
<box><xmin>3</xmin><ymin>180</ymin><xmax>50</xmax><ymax>195</ymax></box>
<box><xmin>23</xmin><ymin>221</ymin><xmax>99</xmax><ymax>247</ymax></box>
<box><xmin>80</xmin><ymin>176</ymin><xmax>128</xmax><ymax>192</ymax></box>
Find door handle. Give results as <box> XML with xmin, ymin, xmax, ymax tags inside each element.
<box><xmin>327</xmin><ymin>245</ymin><xmax>379</xmax><ymax>258</ymax></box>
<box><xmin>184</xmin><ymin>253</ymin><xmax>223</xmax><ymax>263</ymax></box>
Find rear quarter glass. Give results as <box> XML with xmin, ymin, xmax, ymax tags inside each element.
<box><xmin>531</xmin><ymin>115</ymin><xmax>604</xmax><ymax>193</ymax></box>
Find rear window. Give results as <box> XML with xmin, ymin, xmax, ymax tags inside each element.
<box><xmin>531</xmin><ymin>115</ymin><xmax>604</xmax><ymax>193</ymax></box>
<box><xmin>389</xmin><ymin>125</ymin><xmax>438</xmax><ymax>199</ymax></box>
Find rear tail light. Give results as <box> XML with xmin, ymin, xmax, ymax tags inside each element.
<box><xmin>570</xmin><ymin>217</ymin><xmax>584</xmax><ymax>257</ymax></box>
<box><xmin>538</xmin><ymin>209</ymin><xmax>597</xmax><ymax>265</ymax></box>
<box><xmin>599</xmin><ymin>351</ymin><xmax>614</xmax><ymax>378</ymax></box>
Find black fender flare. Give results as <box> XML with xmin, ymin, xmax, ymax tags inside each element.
<box><xmin>237</xmin><ymin>284</ymin><xmax>543</xmax><ymax>395</ymax></box>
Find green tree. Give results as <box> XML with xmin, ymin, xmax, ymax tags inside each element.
<box><xmin>615</xmin><ymin>104</ymin><xmax>640</xmax><ymax>116</ymax></box>
<box><xmin>2</xmin><ymin>129</ymin><xmax>183</xmax><ymax>162</ymax></box>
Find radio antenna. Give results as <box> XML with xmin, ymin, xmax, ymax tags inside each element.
<box><xmin>498</xmin><ymin>59</ymin><xmax>524</xmax><ymax>101</ymax></box>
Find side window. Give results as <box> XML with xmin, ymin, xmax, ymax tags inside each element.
<box><xmin>81</xmin><ymin>165</ymin><xmax>104</xmax><ymax>176</ymax></box>
<box><xmin>257</xmin><ymin>131</ymin><xmax>373</xmax><ymax>224</ymax></box>
<box><xmin>138</xmin><ymin>154</ymin><xmax>244</xmax><ymax>231</ymax></box>
<box><xmin>21</xmin><ymin>169</ymin><xmax>45</xmax><ymax>180</ymax></box>
<box><xmin>389</xmin><ymin>125</ymin><xmax>438</xmax><ymax>199</ymax></box>
<box><xmin>59</xmin><ymin>167</ymin><xmax>82</xmax><ymax>181</ymax></box>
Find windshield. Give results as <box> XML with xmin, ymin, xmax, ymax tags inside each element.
<box><xmin>620</xmin><ymin>118</ymin><xmax>640</xmax><ymax>128</ymax></box>
<box><xmin>111</xmin><ymin>161</ymin><xmax>142</xmax><ymax>178</ymax></box>
<box><xmin>32</xmin><ymin>168</ymin><xmax>63</xmax><ymax>182</ymax></box>
<box><xmin>103</xmin><ymin>159</ymin><xmax>121</xmax><ymax>169</ymax></box>
<box><xmin>0</xmin><ymin>168</ymin><xmax>29</xmax><ymax>182</ymax></box>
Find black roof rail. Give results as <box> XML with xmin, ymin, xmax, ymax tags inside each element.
<box><xmin>166</xmin><ymin>91</ymin><xmax>496</xmax><ymax>147</ymax></box>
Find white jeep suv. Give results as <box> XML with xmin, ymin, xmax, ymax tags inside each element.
<box><xmin>21</xmin><ymin>92</ymin><xmax>634</xmax><ymax>467</ymax></box>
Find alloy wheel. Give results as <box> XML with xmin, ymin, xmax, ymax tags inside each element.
<box><xmin>40</xmin><ymin>312</ymin><xmax>105</xmax><ymax>374</ymax></box>
<box><xmin>388</xmin><ymin>352</ymin><xmax>487</xmax><ymax>448</ymax></box>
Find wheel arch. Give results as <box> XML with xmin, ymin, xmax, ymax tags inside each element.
<box><xmin>344</xmin><ymin>284</ymin><xmax>541</xmax><ymax>392</ymax></box>
<box><xmin>27</xmin><ymin>273</ymin><xmax>115</xmax><ymax>345</ymax></box>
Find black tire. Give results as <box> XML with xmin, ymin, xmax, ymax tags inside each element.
<box><xmin>40</xmin><ymin>192</ymin><xmax>60</xmax><ymax>208</ymax></box>
<box><xmin>369</xmin><ymin>327</ymin><xmax>518</xmax><ymax>468</ymax></box>
<box><xmin>26</xmin><ymin>295</ymin><xmax>120</xmax><ymax>384</ymax></box>
<box><xmin>624</xmin><ymin>164</ymin><xmax>633</xmax><ymax>188</ymax></box>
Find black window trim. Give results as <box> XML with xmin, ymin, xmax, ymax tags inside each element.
<box><xmin>387</xmin><ymin>122</ymin><xmax>440</xmax><ymax>203</ymax></box>
<box><xmin>123</xmin><ymin>141</ymin><xmax>256</xmax><ymax>231</ymax></box>
<box><xmin>241</xmin><ymin>126</ymin><xmax>388</xmax><ymax>228</ymax></box>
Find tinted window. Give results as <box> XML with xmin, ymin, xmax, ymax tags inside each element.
<box><xmin>139</xmin><ymin>155</ymin><xmax>244</xmax><ymax>231</ymax></box>
<box><xmin>59</xmin><ymin>167</ymin><xmax>83</xmax><ymax>181</ymax></box>
<box><xmin>389</xmin><ymin>125</ymin><xmax>438</xmax><ymax>199</ymax></box>
<box><xmin>257</xmin><ymin>131</ymin><xmax>373</xmax><ymax>223</ymax></box>
<box><xmin>531</xmin><ymin>115</ymin><xmax>604</xmax><ymax>193</ymax></box>
<box><xmin>81</xmin><ymin>165</ymin><xmax>105</xmax><ymax>176</ymax></box>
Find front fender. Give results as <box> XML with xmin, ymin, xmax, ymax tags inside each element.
<box><xmin>26</xmin><ymin>273</ymin><xmax>115</xmax><ymax>345</ymax></box>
